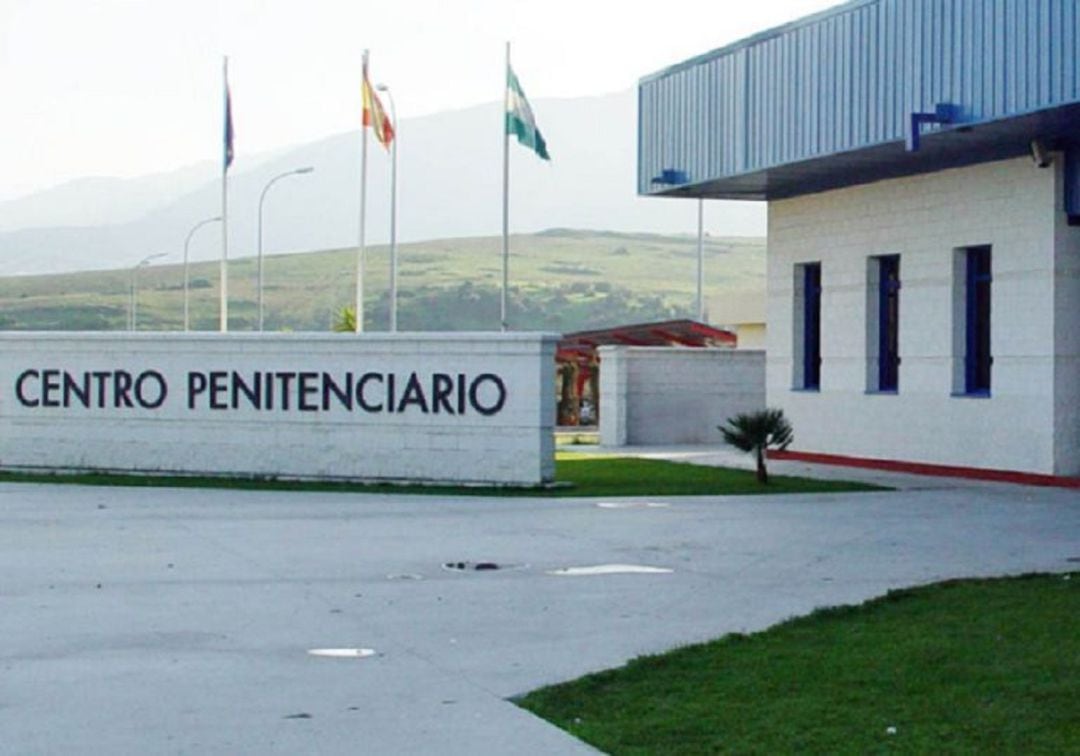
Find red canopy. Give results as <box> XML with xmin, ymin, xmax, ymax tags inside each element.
<box><xmin>557</xmin><ymin>319</ymin><xmax>737</xmax><ymax>366</ymax></box>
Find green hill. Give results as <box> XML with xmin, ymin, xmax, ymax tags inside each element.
<box><xmin>0</xmin><ymin>229</ymin><xmax>765</xmax><ymax>333</ymax></box>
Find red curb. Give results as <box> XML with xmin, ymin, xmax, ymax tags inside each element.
<box><xmin>768</xmin><ymin>450</ymin><xmax>1080</xmax><ymax>489</ymax></box>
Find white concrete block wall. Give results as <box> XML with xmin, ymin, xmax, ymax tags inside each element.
<box><xmin>1053</xmin><ymin>164</ymin><xmax>1080</xmax><ymax>476</ymax></box>
<box><xmin>734</xmin><ymin>323</ymin><xmax>767</xmax><ymax>350</ymax></box>
<box><xmin>0</xmin><ymin>332</ymin><xmax>557</xmax><ymax>485</ymax></box>
<box><xmin>767</xmin><ymin>155</ymin><xmax>1077</xmax><ymax>475</ymax></box>
<box><xmin>598</xmin><ymin>346</ymin><xmax>629</xmax><ymax>446</ymax></box>
<box><xmin>599</xmin><ymin>346</ymin><xmax>765</xmax><ymax>445</ymax></box>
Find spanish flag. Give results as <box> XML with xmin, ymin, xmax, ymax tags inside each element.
<box><xmin>362</xmin><ymin>75</ymin><xmax>394</xmax><ymax>149</ymax></box>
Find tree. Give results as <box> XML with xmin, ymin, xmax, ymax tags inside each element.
<box><xmin>557</xmin><ymin>362</ymin><xmax>580</xmax><ymax>425</ymax></box>
<box><xmin>718</xmin><ymin>408</ymin><xmax>793</xmax><ymax>485</ymax></box>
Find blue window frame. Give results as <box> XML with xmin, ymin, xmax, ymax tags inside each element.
<box><xmin>803</xmin><ymin>263</ymin><xmax>822</xmax><ymax>390</ymax></box>
<box><xmin>965</xmin><ymin>246</ymin><xmax>992</xmax><ymax>395</ymax></box>
<box><xmin>877</xmin><ymin>255</ymin><xmax>900</xmax><ymax>392</ymax></box>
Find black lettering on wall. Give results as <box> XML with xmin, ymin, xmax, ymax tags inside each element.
<box><xmin>469</xmin><ymin>373</ymin><xmax>507</xmax><ymax>416</ymax></box>
<box><xmin>263</xmin><ymin>372</ymin><xmax>275</xmax><ymax>410</ymax></box>
<box><xmin>356</xmin><ymin>372</ymin><xmax>383</xmax><ymax>412</ymax></box>
<box><xmin>232</xmin><ymin>372</ymin><xmax>261</xmax><ymax>410</ymax></box>
<box><xmin>10</xmin><ymin>364</ymin><xmax>514</xmax><ymax>419</ymax></box>
<box><xmin>92</xmin><ymin>371</ymin><xmax>111</xmax><ymax>407</ymax></box>
<box><xmin>114</xmin><ymin>370</ymin><xmax>134</xmax><ymax>408</ymax></box>
<box><xmin>15</xmin><ymin>369</ymin><xmax>39</xmax><ymax>407</ymax></box>
<box><xmin>323</xmin><ymin>372</ymin><xmax>353</xmax><ymax>411</ymax></box>
<box><xmin>276</xmin><ymin>372</ymin><xmax>296</xmax><ymax>411</ymax></box>
<box><xmin>188</xmin><ymin>372</ymin><xmax>208</xmax><ymax>409</ymax></box>
<box><xmin>432</xmin><ymin>373</ymin><xmax>455</xmax><ymax>414</ymax></box>
<box><xmin>41</xmin><ymin>369</ymin><xmax>61</xmax><ymax>407</ymax></box>
<box><xmin>298</xmin><ymin>372</ymin><xmax>319</xmax><ymax>412</ymax></box>
<box><xmin>397</xmin><ymin>372</ymin><xmax>430</xmax><ymax>414</ymax></box>
<box><xmin>135</xmin><ymin>371</ymin><xmax>168</xmax><ymax>409</ymax></box>
<box><xmin>457</xmin><ymin>373</ymin><xmax>468</xmax><ymax>415</ymax></box>
<box><xmin>63</xmin><ymin>372</ymin><xmax>90</xmax><ymax>408</ymax></box>
<box><xmin>209</xmin><ymin>371</ymin><xmax>229</xmax><ymax>410</ymax></box>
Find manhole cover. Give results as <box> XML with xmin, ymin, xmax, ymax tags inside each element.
<box><xmin>307</xmin><ymin>648</ymin><xmax>376</xmax><ymax>658</ymax></box>
<box><xmin>547</xmin><ymin>564</ymin><xmax>674</xmax><ymax>576</ymax></box>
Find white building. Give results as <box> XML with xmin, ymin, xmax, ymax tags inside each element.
<box><xmin>639</xmin><ymin>0</ymin><xmax>1080</xmax><ymax>480</ymax></box>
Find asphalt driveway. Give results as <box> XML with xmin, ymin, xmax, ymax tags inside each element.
<box><xmin>1</xmin><ymin>479</ymin><xmax>1076</xmax><ymax>754</ymax></box>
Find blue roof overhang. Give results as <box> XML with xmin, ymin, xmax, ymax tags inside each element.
<box><xmin>654</xmin><ymin>102</ymin><xmax>1080</xmax><ymax>201</ymax></box>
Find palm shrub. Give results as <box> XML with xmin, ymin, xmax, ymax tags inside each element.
<box><xmin>333</xmin><ymin>306</ymin><xmax>356</xmax><ymax>332</ymax></box>
<box><xmin>718</xmin><ymin>408</ymin><xmax>794</xmax><ymax>485</ymax></box>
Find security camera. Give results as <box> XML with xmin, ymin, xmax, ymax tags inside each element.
<box><xmin>1030</xmin><ymin>140</ymin><xmax>1052</xmax><ymax>168</ymax></box>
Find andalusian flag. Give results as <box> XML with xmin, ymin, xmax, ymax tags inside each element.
<box><xmin>506</xmin><ymin>65</ymin><xmax>549</xmax><ymax>161</ymax></box>
<box><xmin>362</xmin><ymin>75</ymin><xmax>394</xmax><ymax>149</ymax></box>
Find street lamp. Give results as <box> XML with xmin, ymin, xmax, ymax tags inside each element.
<box><xmin>130</xmin><ymin>252</ymin><xmax>168</xmax><ymax>332</ymax></box>
<box><xmin>258</xmin><ymin>166</ymin><xmax>314</xmax><ymax>331</ymax></box>
<box><xmin>696</xmin><ymin>198</ymin><xmax>705</xmax><ymax>322</ymax></box>
<box><xmin>376</xmin><ymin>83</ymin><xmax>398</xmax><ymax>332</ymax></box>
<box><xmin>183</xmin><ymin>216</ymin><xmax>222</xmax><ymax>331</ymax></box>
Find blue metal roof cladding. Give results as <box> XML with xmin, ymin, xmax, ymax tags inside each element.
<box><xmin>639</xmin><ymin>0</ymin><xmax>1080</xmax><ymax>201</ymax></box>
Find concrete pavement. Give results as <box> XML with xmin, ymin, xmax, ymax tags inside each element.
<box><xmin>1</xmin><ymin>476</ymin><xmax>1077</xmax><ymax>754</ymax></box>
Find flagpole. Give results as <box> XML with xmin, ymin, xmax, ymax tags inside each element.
<box><xmin>376</xmin><ymin>83</ymin><xmax>399</xmax><ymax>332</ymax></box>
<box><xmin>220</xmin><ymin>55</ymin><xmax>229</xmax><ymax>333</ymax></box>
<box><xmin>356</xmin><ymin>49</ymin><xmax>370</xmax><ymax>334</ymax></box>
<box><xmin>501</xmin><ymin>41</ymin><xmax>511</xmax><ymax>332</ymax></box>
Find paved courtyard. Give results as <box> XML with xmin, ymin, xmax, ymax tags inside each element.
<box><xmin>1</xmin><ymin>474</ymin><xmax>1077</xmax><ymax>754</ymax></box>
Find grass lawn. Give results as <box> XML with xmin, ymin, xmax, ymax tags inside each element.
<box><xmin>518</xmin><ymin>573</ymin><xmax>1080</xmax><ymax>754</ymax></box>
<box><xmin>0</xmin><ymin>453</ymin><xmax>880</xmax><ymax>497</ymax></box>
<box><xmin>551</xmin><ymin>454</ymin><xmax>879</xmax><ymax>496</ymax></box>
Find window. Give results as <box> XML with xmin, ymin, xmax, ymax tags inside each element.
<box><xmin>793</xmin><ymin>262</ymin><xmax>822</xmax><ymax>390</ymax></box>
<box><xmin>952</xmin><ymin>245</ymin><xmax>992</xmax><ymax>395</ymax></box>
<box><xmin>965</xmin><ymin>247</ymin><xmax>992</xmax><ymax>393</ymax></box>
<box><xmin>867</xmin><ymin>255</ymin><xmax>900</xmax><ymax>392</ymax></box>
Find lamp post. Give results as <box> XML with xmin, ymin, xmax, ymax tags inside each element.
<box><xmin>130</xmin><ymin>252</ymin><xmax>168</xmax><ymax>332</ymax></box>
<box><xmin>258</xmin><ymin>166</ymin><xmax>314</xmax><ymax>331</ymax></box>
<box><xmin>696</xmin><ymin>198</ymin><xmax>705</xmax><ymax>322</ymax></box>
<box><xmin>183</xmin><ymin>216</ymin><xmax>222</xmax><ymax>331</ymax></box>
<box><xmin>376</xmin><ymin>83</ymin><xmax>398</xmax><ymax>332</ymax></box>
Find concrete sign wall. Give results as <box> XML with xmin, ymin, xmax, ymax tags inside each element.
<box><xmin>0</xmin><ymin>332</ymin><xmax>558</xmax><ymax>485</ymax></box>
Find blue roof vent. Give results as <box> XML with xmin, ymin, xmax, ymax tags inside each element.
<box><xmin>907</xmin><ymin>103</ymin><xmax>962</xmax><ymax>152</ymax></box>
<box><xmin>651</xmin><ymin>169</ymin><xmax>690</xmax><ymax>185</ymax></box>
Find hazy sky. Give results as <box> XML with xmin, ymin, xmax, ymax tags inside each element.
<box><xmin>1</xmin><ymin>0</ymin><xmax>840</xmax><ymax>201</ymax></box>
